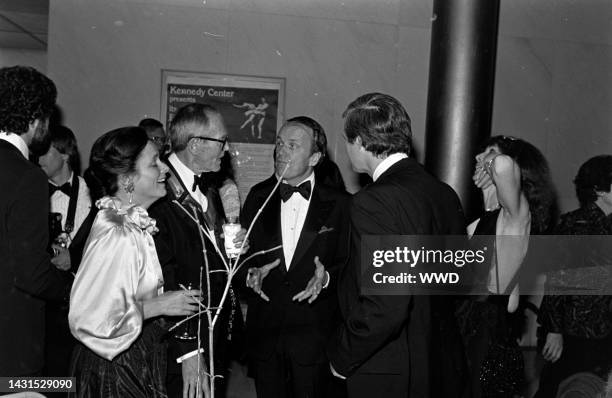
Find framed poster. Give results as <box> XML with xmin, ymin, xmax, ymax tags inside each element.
<box><xmin>161</xmin><ymin>70</ymin><xmax>285</xmax><ymax>204</ymax></box>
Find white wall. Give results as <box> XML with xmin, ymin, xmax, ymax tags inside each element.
<box><xmin>47</xmin><ymin>0</ymin><xmax>612</xmax><ymax>209</ymax></box>
<box><xmin>0</xmin><ymin>48</ymin><xmax>46</xmax><ymax>71</ymax></box>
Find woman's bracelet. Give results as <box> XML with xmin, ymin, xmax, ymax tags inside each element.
<box><xmin>485</xmin><ymin>156</ymin><xmax>498</xmax><ymax>175</ymax></box>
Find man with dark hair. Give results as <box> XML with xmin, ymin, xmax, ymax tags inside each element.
<box><xmin>536</xmin><ymin>155</ymin><xmax>612</xmax><ymax>398</ymax></box>
<box><xmin>328</xmin><ymin>93</ymin><xmax>466</xmax><ymax>397</ymax></box>
<box><xmin>139</xmin><ymin>117</ymin><xmax>169</xmax><ymax>154</ymax></box>
<box><xmin>0</xmin><ymin>65</ymin><xmax>71</xmax><ymax>376</ymax></box>
<box><xmin>37</xmin><ymin>124</ymin><xmax>92</xmax><ymax>377</ymax></box>
<box><xmin>38</xmin><ymin>125</ymin><xmax>91</xmax><ymax>244</ymax></box>
<box><xmin>149</xmin><ymin>103</ymin><xmax>243</xmax><ymax>398</ymax></box>
<box><xmin>242</xmin><ymin>116</ymin><xmax>350</xmax><ymax>397</ymax></box>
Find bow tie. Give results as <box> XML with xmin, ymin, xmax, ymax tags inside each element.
<box><xmin>49</xmin><ymin>182</ymin><xmax>71</xmax><ymax>196</ymax></box>
<box><xmin>279</xmin><ymin>181</ymin><xmax>311</xmax><ymax>202</ymax></box>
<box><xmin>192</xmin><ymin>172</ymin><xmax>216</xmax><ymax>193</ymax></box>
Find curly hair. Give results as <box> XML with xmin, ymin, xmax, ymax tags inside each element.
<box><xmin>574</xmin><ymin>155</ymin><xmax>612</xmax><ymax>207</ymax></box>
<box><xmin>342</xmin><ymin>92</ymin><xmax>412</xmax><ymax>157</ymax></box>
<box><xmin>483</xmin><ymin>135</ymin><xmax>557</xmax><ymax>234</ymax></box>
<box><xmin>84</xmin><ymin>127</ymin><xmax>148</xmax><ymax>201</ymax></box>
<box><xmin>0</xmin><ymin>66</ymin><xmax>57</xmax><ymax>134</ymax></box>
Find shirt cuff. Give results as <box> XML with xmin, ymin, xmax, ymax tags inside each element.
<box><xmin>176</xmin><ymin>348</ymin><xmax>204</xmax><ymax>363</ymax></box>
<box><xmin>322</xmin><ymin>271</ymin><xmax>330</xmax><ymax>289</ymax></box>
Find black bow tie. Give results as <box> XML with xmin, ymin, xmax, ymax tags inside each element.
<box><xmin>49</xmin><ymin>182</ymin><xmax>71</xmax><ymax>196</ymax></box>
<box><xmin>279</xmin><ymin>181</ymin><xmax>311</xmax><ymax>202</ymax></box>
<box><xmin>192</xmin><ymin>172</ymin><xmax>216</xmax><ymax>193</ymax></box>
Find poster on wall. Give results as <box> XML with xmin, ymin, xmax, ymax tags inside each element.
<box><xmin>161</xmin><ymin>70</ymin><xmax>285</xmax><ymax>205</ymax></box>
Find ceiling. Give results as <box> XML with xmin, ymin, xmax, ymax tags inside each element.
<box><xmin>0</xmin><ymin>0</ymin><xmax>48</xmax><ymax>50</ymax></box>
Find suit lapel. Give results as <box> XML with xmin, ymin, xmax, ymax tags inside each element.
<box><xmin>164</xmin><ymin>161</ymin><xmax>209</xmax><ymax>232</ymax></box>
<box><xmin>289</xmin><ymin>185</ymin><xmax>333</xmax><ymax>271</ymax></box>
<box><xmin>261</xmin><ymin>187</ymin><xmax>287</xmax><ymax>274</ymax></box>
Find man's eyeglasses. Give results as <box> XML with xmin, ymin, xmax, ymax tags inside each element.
<box><xmin>188</xmin><ymin>136</ymin><xmax>228</xmax><ymax>146</ymax></box>
<box><xmin>149</xmin><ymin>136</ymin><xmax>168</xmax><ymax>145</ymax></box>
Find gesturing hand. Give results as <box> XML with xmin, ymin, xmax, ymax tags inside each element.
<box><xmin>246</xmin><ymin>259</ymin><xmax>280</xmax><ymax>301</ymax></box>
<box><xmin>292</xmin><ymin>256</ymin><xmax>328</xmax><ymax>304</ymax></box>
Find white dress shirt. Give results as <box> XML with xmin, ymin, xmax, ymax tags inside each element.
<box><xmin>167</xmin><ymin>153</ymin><xmax>208</xmax><ymax>213</ymax></box>
<box><xmin>49</xmin><ymin>173</ymin><xmax>92</xmax><ymax>242</ymax></box>
<box><xmin>372</xmin><ymin>152</ymin><xmax>408</xmax><ymax>182</ymax></box>
<box><xmin>0</xmin><ymin>131</ymin><xmax>29</xmax><ymax>158</ymax></box>
<box><xmin>280</xmin><ymin>172</ymin><xmax>315</xmax><ymax>270</ymax></box>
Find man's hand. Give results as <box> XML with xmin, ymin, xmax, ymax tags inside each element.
<box><xmin>182</xmin><ymin>354</ymin><xmax>211</xmax><ymax>398</ymax></box>
<box><xmin>51</xmin><ymin>245</ymin><xmax>71</xmax><ymax>271</ymax></box>
<box><xmin>542</xmin><ymin>332</ymin><xmax>563</xmax><ymax>362</ymax></box>
<box><xmin>292</xmin><ymin>256</ymin><xmax>328</xmax><ymax>303</ymax></box>
<box><xmin>330</xmin><ymin>362</ymin><xmax>346</xmax><ymax>380</ymax></box>
<box><xmin>246</xmin><ymin>259</ymin><xmax>280</xmax><ymax>301</ymax></box>
<box><xmin>233</xmin><ymin>228</ymin><xmax>249</xmax><ymax>254</ymax></box>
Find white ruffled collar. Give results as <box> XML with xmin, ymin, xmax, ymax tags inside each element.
<box><xmin>96</xmin><ymin>196</ymin><xmax>159</xmax><ymax>235</ymax></box>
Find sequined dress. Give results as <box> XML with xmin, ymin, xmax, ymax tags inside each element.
<box><xmin>456</xmin><ymin>209</ymin><xmax>525</xmax><ymax>398</ymax></box>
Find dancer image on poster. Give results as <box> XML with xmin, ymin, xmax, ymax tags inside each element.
<box><xmin>233</xmin><ymin>97</ymin><xmax>269</xmax><ymax>139</ymax></box>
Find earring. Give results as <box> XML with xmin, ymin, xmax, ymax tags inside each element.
<box><xmin>123</xmin><ymin>180</ymin><xmax>135</xmax><ymax>204</ymax></box>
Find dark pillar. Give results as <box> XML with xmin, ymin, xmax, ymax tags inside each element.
<box><xmin>424</xmin><ymin>0</ymin><xmax>500</xmax><ymax>221</ymax></box>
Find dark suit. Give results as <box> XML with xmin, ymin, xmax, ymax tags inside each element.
<box><xmin>241</xmin><ymin>175</ymin><xmax>350</xmax><ymax>398</ymax></box>
<box><xmin>149</xmin><ymin>162</ymin><xmax>232</xmax><ymax>397</ymax></box>
<box><xmin>0</xmin><ymin>140</ymin><xmax>70</xmax><ymax>376</ymax></box>
<box><xmin>328</xmin><ymin>158</ymin><xmax>467</xmax><ymax>398</ymax></box>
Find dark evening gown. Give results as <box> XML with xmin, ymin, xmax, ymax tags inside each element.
<box><xmin>456</xmin><ymin>209</ymin><xmax>525</xmax><ymax>398</ymax></box>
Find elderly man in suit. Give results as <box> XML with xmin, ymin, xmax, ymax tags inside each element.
<box><xmin>242</xmin><ymin>116</ymin><xmax>350</xmax><ymax>398</ymax></box>
<box><xmin>0</xmin><ymin>66</ymin><xmax>71</xmax><ymax>376</ymax></box>
<box><xmin>149</xmin><ymin>103</ymin><xmax>244</xmax><ymax>398</ymax></box>
<box><xmin>328</xmin><ymin>93</ymin><xmax>467</xmax><ymax>398</ymax></box>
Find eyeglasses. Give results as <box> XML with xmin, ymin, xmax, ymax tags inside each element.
<box><xmin>149</xmin><ymin>136</ymin><xmax>168</xmax><ymax>145</ymax></box>
<box><xmin>188</xmin><ymin>136</ymin><xmax>228</xmax><ymax>146</ymax></box>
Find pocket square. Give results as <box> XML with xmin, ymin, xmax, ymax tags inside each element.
<box><xmin>317</xmin><ymin>226</ymin><xmax>334</xmax><ymax>234</ymax></box>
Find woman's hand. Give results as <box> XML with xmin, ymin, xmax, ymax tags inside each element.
<box><xmin>143</xmin><ymin>290</ymin><xmax>202</xmax><ymax>319</ymax></box>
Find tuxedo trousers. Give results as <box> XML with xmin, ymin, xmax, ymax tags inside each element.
<box><xmin>252</xmin><ymin>335</ymin><xmax>342</xmax><ymax>398</ymax></box>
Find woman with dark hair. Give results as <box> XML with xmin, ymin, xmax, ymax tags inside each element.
<box><xmin>535</xmin><ymin>155</ymin><xmax>612</xmax><ymax>398</ymax></box>
<box><xmin>68</xmin><ymin>127</ymin><xmax>202</xmax><ymax>397</ymax></box>
<box><xmin>458</xmin><ymin>135</ymin><xmax>556</xmax><ymax>398</ymax></box>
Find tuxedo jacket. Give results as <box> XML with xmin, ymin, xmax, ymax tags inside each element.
<box><xmin>148</xmin><ymin>161</ymin><xmax>231</xmax><ymax>373</ymax></box>
<box><xmin>0</xmin><ymin>140</ymin><xmax>71</xmax><ymax>376</ymax></box>
<box><xmin>328</xmin><ymin>158</ymin><xmax>467</xmax><ymax>397</ymax></box>
<box><xmin>241</xmin><ymin>175</ymin><xmax>350</xmax><ymax>365</ymax></box>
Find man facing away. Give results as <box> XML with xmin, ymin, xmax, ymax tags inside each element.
<box><xmin>328</xmin><ymin>93</ymin><xmax>468</xmax><ymax>398</ymax></box>
<box><xmin>242</xmin><ymin>116</ymin><xmax>350</xmax><ymax>398</ymax></box>
<box><xmin>0</xmin><ymin>66</ymin><xmax>71</xmax><ymax>376</ymax></box>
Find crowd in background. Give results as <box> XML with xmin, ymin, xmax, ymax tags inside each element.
<box><xmin>1</xmin><ymin>65</ymin><xmax>612</xmax><ymax>398</ymax></box>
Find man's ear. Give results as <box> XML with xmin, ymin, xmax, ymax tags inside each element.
<box><xmin>22</xmin><ymin>118</ymin><xmax>43</xmax><ymax>143</ymax></box>
<box><xmin>309</xmin><ymin>151</ymin><xmax>322</xmax><ymax>167</ymax></box>
<box><xmin>354</xmin><ymin>136</ymin><xmax>365</xmax><ymax>151</ymax></box>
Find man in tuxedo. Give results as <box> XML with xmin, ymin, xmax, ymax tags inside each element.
<box><xmin>242</xmin><ymin>116</ymin><xmax>350</xmax><ymax>398</ymax></box>
<box><xmin>327</xmin><ymin>93</ymin><xmax>467</xmax><ymax>398</ymax></box>
<box><xmin>149</xmin><ymin>103</ymin><xmax>240</xmax><ymax>398</ymax></box>
<box><xmin>0</xmin><ymin>66</ymin><xmax>71</xmax><ymax>376</ymax></box>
